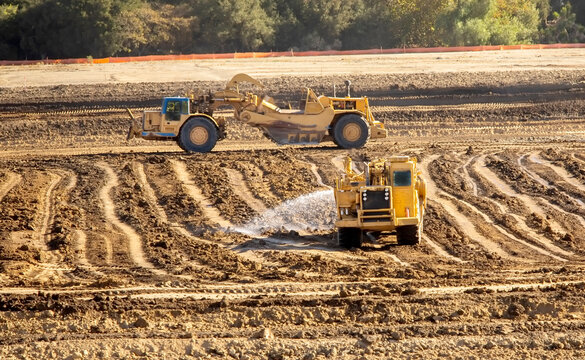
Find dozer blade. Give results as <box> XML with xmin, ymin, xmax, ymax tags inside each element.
<box><xmin>127</xmin><ymin>125</ymin><xmax>136</xmax><ymax>140</ymax></box>
<box><xmin>126</xmin><ymin>108</ymin><xmax>141</xmax><ymax>140</ymax></box>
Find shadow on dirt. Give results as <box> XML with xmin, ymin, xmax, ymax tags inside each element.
<box><xmin>232</xmin><ymin>230</ymin><xmax>410</xmax><ymax>254</ymax></box>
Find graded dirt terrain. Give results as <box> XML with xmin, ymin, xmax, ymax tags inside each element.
<box><xmin>1</xmin><ymin>50</ymin><xmax>585</xmax><ymax>359</ymax></box>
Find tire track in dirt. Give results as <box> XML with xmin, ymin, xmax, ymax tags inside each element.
<box><xmin>486</xmin><ymin>154</ymin><xmax>572</xmax><ymax>235</ymax></box>
<box><xmin>418</xmin><ymin>279</ymin><xmax>585</xmax><ymax>295</ymax></box>
<box><xmin>473</xmin><ymin>156</ymin><xmax>575</xmax><ymax>258</ymax></box>
<box><xmin>573</xmin><ymin>152</ymin><xmax>585</xmax><ymax>165</ymax></box>
<box><xmin>27</xmin><ymin>172</ymin><xmax>77</xmax><ymax>282</ymax></box>
<box><xmin>133</xmin><ymin>161</ymin><xmax>224</xmax><ymax>278</ymax></box>
<box><xmin>142</xmin><ymin>159</ymin><xmax>283</xmax><ymax>273</ymax></box>
<box><xmin>297</xmin><ymin>158</ymin><xmax>332</xmax><ymax>190</ymax></box>
<box><xmin>46</xmin><ymin>168</ymin><xmax>112</xmax><ymax>277</ymax></box>
<box><xmin>133</xmin><ymin>162</ymin><xmax>169</xmax><ymax>223</ymax></box>
<box><xmin>237</xmin><ymin>162</ymin><xmax>282</xmax><ymax>208</ymax></box>
<box><xmin>517</xmin><ymin>154</ymin><xmax>552</xmax><ymax>188</ymax></box>
<box><xmin>38</xmin><ymin>173</ymin><xmax>61</xmax><ymax>246</ymax></box>
<box><xmin>454</xmin><ymin>156</ymin><xmax>569</xmax><ymax>262</ymax></box>
<box><xmin>0</xmin><ymin>172</ymin><xmax>22</xmax><ymax>283</ymax></box>
<box><xmin>53</xmin><ymin>170</ymin><xmax>98</xmax><ymax>280</ymax></box>
<box><xmin>169</xmin><ymin>159</ymin><xmax>232</xmax><ymax>229</ymax></box>
<box><xmin>461</xmin><ymin>157</ymin><xmax>478</xmax><ymax>197</ymax></box>
<box><xmin>531</xmin><ymin>152</ymin><xmax>585</xmax><ymax>206</ymax></box>
<box><xmin>2</xmin><ymin>277</ymin><xmax>584</xmax><ymax>300</ymax></box>
<box><xmin>422</xmin><ymin>235</ymin><xmax>466</xmax><ymax>263</ymax></box>
<box><xmin>423</xmin><ymin>156</ymin><xmax>517</xmax><ymax>261</ymax></box>
<box><xmin>72</xmin><ymin>230</ymin><xmax>110</xmax><ymax>278</ymax></box>
<box><xmin>443</xmin><ymin>193</ymin><xmax>543</xmax><ymax>262</ymax></box>
<box><xmin>72</xmin><ymin>230</ymin><xmax>92</xmax><ymax>269</ymax></box>
<box><xmin>371</xmin><ymin>102</ymin><xmax>532</xmax><ymax>113</ymax></box>
<box><xmin>224</xmin><ymin>168</ymin><xmax>268</xmax><ymax>214</ymax></box>
<box><xmin>96</xmin><ymin>234</ymin><xmax>114</xmax><ymax>265</ymax></box>
<box><xmin>0</xmin><ymin>172</ymin><xmax>21</xmax><ymax>202</ymax></box>
<box><xmin>0</xmin><ymin>280</ymin><xmax>376</xmax><ymax>299</ymax></box>
<box><xmin>97</xmin><ymin>162</ymin><xmax>165</xmax><ymax>275</ymax></box>
<box><xmin>518</xmin><ymin>153</ymin><xmax>585</xmax><ymax>228</ymax></box>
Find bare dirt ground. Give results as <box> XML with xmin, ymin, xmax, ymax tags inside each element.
<box><xmin>2</xmin><ymin>50</ymin><xmax>585</xmax><ymax>359</ymax></box>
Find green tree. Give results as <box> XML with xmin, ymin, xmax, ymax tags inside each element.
<box><xmin>3</xmin><ymin>0</ymin><xmax>583</xmax><ymax>60</ymax></box>
<box><xmin>573</xmin><ymin>1</ymin><xmax>585</xmax><ymax>26</ymax></box>
<box><xmin>340</xmin><ymin>0</ymin><xmax>390</xmax><ymax>49</ymax></box>
<box><xmin>268</xmin><ymin>0</ymin><xmax>365</xmax><ymax>51</ymax></box>
<box><xmin>113</xmin><ymin>2</ymin><xmax>194</xmax><ymax>55</ymax></box>
<box><xmin>532</xmin><ymin>0</ymin><xmax>551</xmax><ymax>25</ymax></box>
<box><xmin>297</xmin><ymin>0</ymin><xmax>360</xmax><ymax>50</ymax></box>
<box><xmin>0</xmin><ymin>4</ymin><xmax>20</xmax><ymax>59</ymax></box>
<box><xmin>437</xmin><ymin>0</ymin><xmax>540</xmax><ymax>46</ymax></box>
<box><xmin>17</xmin><ymin>0</ymin><xmax>142</xmax><ymax>59</ymax></box>
<box><xmin>342</xmin><ymin>0</ymin><xmax>450</xmax><ymax>50</ymax></box>
<box><xmin>191</xmin><ymin>0</ymin><xmax>275</xmax><ymax>52</ymax></box>
<box><xmin>396</xmin><ymin>0</ymin><xmax>451</xmax><ymax>46</ymax></box>
<box><xmin>540</xmin><ymin>2</ymin><xmax>585</xmax><ymax>43</ymax></box>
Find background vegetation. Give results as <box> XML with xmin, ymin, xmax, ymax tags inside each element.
<box><xmin>0</xmin><ymin>0</ymin><xmax>583</xmax><ymax>60</ymax></box>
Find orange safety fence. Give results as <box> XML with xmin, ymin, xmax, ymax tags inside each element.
<box><xmin>1</xmin><ymin>43</ymin><xmax>585</xmax><ymax>66</ymax></box>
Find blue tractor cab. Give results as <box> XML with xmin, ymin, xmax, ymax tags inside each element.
<box><xmin>162</xmin><ymin>97</ymin><xmax>190</xmax><ymax>122</ymax></box>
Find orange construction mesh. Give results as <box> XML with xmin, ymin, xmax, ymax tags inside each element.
<box><xmin>1</xmin><ymin>44</ymin><xmax>584</xmax><ymax>66</ymax></box>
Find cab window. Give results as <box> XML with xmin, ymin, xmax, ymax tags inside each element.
<box><xmin>393</xmin><ymin>170</ymin><xmax>412</xmax><ymax>186</ymax></box>
<box><xmin>165</xmin><ymin>100</ymin><xmax>186</xmax><ymax>121</ymax></box>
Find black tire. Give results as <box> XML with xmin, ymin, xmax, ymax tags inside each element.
<box><xmin>178</xmin><ymin>117</ymin><xmax>218</xmax><ymax>153</ymax></box>
<box><xmin>176</xmin><ymin>134</ymin><xmax>187</xmax><ymax>151</ymax></box>
<box><xmin>329</xmin><ymin>128</ymin><xmax>340</xmax><ymax>147</ymax></box>
<box><xmin>396</xmin><ymin>225</ymin><xmax>421</xmax><ymax>245</ymax></box>
<box><xmin>338</xmin><ymin>227</ymin><xmax>363</xmax><ymax>249</ymax></box>
<box><xmin>332</xmin><ymin>114</ymin><xmax>370</xmax><ymax>149</ymax></box>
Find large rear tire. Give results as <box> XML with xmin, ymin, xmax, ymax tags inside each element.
<box><xmin>178</xmin><ymin>117</ymin><xmax>218</xmax><ymax>153</ymax></box>
<box><xmin>332</xmin><ymin>114</ymin><xmax>370</xmax><ymax>149</ymax></box>
<box><xmin>338</xmin><ymin>227</ymin><xmax>363</xmax><ymax>249</ymax></box>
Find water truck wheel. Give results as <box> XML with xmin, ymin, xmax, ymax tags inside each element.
<box><xmin>396</xmin><ymin>225</ymin><xmax>421</xmax><ymax>245</ymax></box>
<box><xmin>338</xmin><ymin>227</ymin><xmax>363</xmax><ymax>249</ymax></box>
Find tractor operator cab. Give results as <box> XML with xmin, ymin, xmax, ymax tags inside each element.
<box><xmin>384</xmin><ymin>157</ymin><xmax>420</xmax><ymax>219</ymax></box>
<box><xmin>162</xmin><ymin>97</ymin><xmax>190</xmax><ymax>122</ymax></box>
<box><xmin>126</xmin><ymin>97</ymin><xmax>193</xmax><ymax>140</ymax></box>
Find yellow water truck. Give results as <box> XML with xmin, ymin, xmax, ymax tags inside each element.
<box><xmin>334</xmin><ymin>156</ymin><xmax>427</xmax><ymax>247</ymax></box>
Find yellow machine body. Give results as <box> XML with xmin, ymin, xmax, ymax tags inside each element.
<box><xmin>334</xmin><ymin>156</ymin><xmax>427</xmax><ymax>246</ymax></box>
<box><xmin>127</xmin><ymin>74</ymin><xmax>387</xmax><ymax>152</ymax></box>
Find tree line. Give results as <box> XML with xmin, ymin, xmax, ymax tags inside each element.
<box><xmin>0</xmin><ymin>0</ymin><xmax>583</xmax><ymax>60</ymax></box>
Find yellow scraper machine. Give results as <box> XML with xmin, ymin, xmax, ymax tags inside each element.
<box><xmin>127</xmin><ymin>74</ymin><xmax>387</xmax><ymax>152</ymax></box>
<box><xmin>334</xmin><ymin>156</ymin><xmax>427</xmax><ymax>248</ymax></box>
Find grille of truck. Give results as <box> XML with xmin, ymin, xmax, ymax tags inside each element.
<box><xmin>360</xmin><ymin>189</ymin><xmax>392</xmax><ymax>223</ymax></box>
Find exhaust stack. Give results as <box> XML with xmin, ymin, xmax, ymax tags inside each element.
<box><xmin>344</xmin><ymin>80</ymin><xmax>351</xmax><ymax>97</ymax></box>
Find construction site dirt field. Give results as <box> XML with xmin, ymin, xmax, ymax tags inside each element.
<box><xmin>2</xmin><ymin>50</ymin><xmax>585</xmax><ymax>359</ymax></box>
